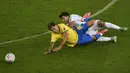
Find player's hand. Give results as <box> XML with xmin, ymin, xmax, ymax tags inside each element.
<box><xmin>44</xmin><ymin>50</ymin><xmax>56</xmax><ymax>55</ymax></box>
<box><xmin>53</xmin><ymin>47</ymin><xmax>60</xmax><ymax>52</ymax></box>
<box><xmin>44</xmin><ymin>51</ymin><xmax>50</xmax><ymax>55</ymax></box>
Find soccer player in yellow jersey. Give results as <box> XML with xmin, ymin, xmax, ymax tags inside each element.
<box><xmin>44</xmin><ymin>22</ymin><xmax>108</xmax><ymax>54</ymax></box>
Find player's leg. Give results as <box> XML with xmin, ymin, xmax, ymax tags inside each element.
<box><xmin>80</xmin><ymin>19</ymin><xmax>95</xmax><ymax>33</ymax></box>
<box><xmin>77</xmin><ymin>29</ymin><xmax>108</xmax><ymax>45</ymax></box>
<box><xmin>86</xmin><ymin>19</ymin><xmax>95</xmax><ymax>27</ymax></box>
<box><xmin>74</xmin><ymin>20</ymin><xmax>94</xmax><ymax>34</ymax></box>
<box><xmin>92</xmin><ymin>29</ymin><xmax>108</xmax><ymax>41</ymax></box>
<box><xmin>86</xmin><ymin>29</ymin><xmax>117</xmax><ymax>42</ymax></box>
<box><xmin>81</xmin><ymin>12</ymin><xmax>91</xmax><ymax>22</ymax></box>
<box><xmin>83</xmin><ymin>12</ymin><xmax>91</xmax><ymax>18</ymax></box>
<box><xmin>96</xmin><ymin>20</ymin><xmax>128</xmax><ymax>31</ymax></box>
<box><xmin>97</xmin><ymin>36</ymin><xmax>117</xmax><ymax>42</ymax></box>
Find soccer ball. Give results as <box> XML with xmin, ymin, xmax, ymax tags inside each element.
<box><xmin>5</xmin><ymin>53</ymin><xmax>15</xmax><ymax>63</ymax></box>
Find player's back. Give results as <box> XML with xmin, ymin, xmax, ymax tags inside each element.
<box><xmin>69</xmin><ymin>14</ymin><xmax>86</xmax><ymax>27</ymax></box>
<box><xmin>58</xmin><ymin>23</ymin><xmax>78</xmax><ymax>47</ymax></box>
<box><xmin>69</xmin><ymin>14</ymin><xmax>82</xmax><ymax>21</ymax></box>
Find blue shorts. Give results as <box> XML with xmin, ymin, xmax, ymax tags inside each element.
<box><xmin>74</xmin><ymin>23</ymin><xmax>88</xmax><ymax>35</ymax></box>
<box><xmin>77</xmin><ymin>34</ymin><xmax>93</xmax><ymax>44</ymax></box>
<box><xmin>74</xmin><ymin>23</ymin><xmax>93</xmax><ymax>45</ymax></box>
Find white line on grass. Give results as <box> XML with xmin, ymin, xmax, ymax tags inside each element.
<box><xmin>0</xmin><ymin>0</ymin><xmax>118</xmax><ymax>45</ymax></box>
<box><xmin>90</xmin><ymin>0</ymin><xmax>118</xmax><ymax>18</ymax></box>
<box><xmin>0</xmin><ymin>31</ymin><xmax>51</xmax><ymax>45</ymax></box>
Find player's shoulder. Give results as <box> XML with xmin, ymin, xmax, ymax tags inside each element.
<box><xmin>57</xmin><ymin>23</ymin><xmax>68</xmax><ymax>31</ymax></box>
<box><xmin>57</xmin><ymin>23</ymin><xmax>69</xmax><ymax>33</ymax></box>
<box><xmin>57</xmin><ymin>23</ymin><xmax>66</xmax><ymax>27</ymax></box>
<box><xmin>71</xmin><ymin>14</ymin><xmax>79</xmax><ymax>16</ymax></box>
<box><xmin>51</xmin><ymin>31</ymin><xmax>60</xmax><ymax>36</ymax></box>
<box><xmin>70</xmin><ymin>14</ymin><xmax>79</xmax><ymax>17</ymax></box>
<box><xmin>70</xmin><ymin>14</ymin><xmax>82</xmax><ymax>21</ymax></box>
<box><xmin>51</xmin><ymin>31</ymin><xmax>55</xmax><ymax>35</ymax></box>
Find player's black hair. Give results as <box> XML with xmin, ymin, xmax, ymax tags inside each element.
<box><xmin>48</xmin><ymin>22</ymin><xmax>56</xmax><ymax>30</ymax></box>
<box><xmin>59</xmin><ymin>12</ymin><xmax>70</xmax><ymax>19</ymax></box>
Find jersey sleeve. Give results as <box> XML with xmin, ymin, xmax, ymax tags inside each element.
<box><xmin>59</xmin><ymin>24</ymin><xmax>68</xmax><ymax>33</ymax></box>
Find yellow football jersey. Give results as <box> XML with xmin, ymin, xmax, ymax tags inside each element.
<box><xmin>51</xmin><ymin>23</ymin><xmax>78</xmax><ymax>47</ymax></box>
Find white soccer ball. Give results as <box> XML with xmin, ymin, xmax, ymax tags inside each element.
<box><xmin>5</xmin><ymin>53</ymin><xmax>15</xmax><ymax>63</ymax></box>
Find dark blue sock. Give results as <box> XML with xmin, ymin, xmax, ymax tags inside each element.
<box><xmin>93</xmin><ymin>34</ymin><xmax>101</xmax><ymax>39</ymax></box>
<box><xmin>84</xmin><ymin>18</ymin><xmax>91</xmax><ymax>22</ymax></box>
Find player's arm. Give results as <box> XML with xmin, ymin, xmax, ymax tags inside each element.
<box><xmin>44</xmin><ymin>42</ymin><xmax>55</xmax><ymax>54</ymax></box>
<box><xmin>68</xmin><ymin>21</ymin><xmax>76</xmax><ymax>28</ymax></box>
<box><xmin>48</xmin><ymin>42</ymin><xmax>55</xmax><ymax>52</ymax></box>
<box><xmin>53</xmin><ymin>31</ymin><xmax>68</xmax><ymax>52</ymax></box>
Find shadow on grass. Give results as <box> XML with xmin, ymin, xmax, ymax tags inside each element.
<box><xmin>0</xmin><ymin>60</ymin><xmax>15</xmax><ymax>64</ymax></box>
<box><xmin>0</xmin><ymin>60</ymin><xmax>5</xmax><ymax>64</ymax></box>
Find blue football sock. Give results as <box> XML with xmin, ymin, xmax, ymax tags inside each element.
<box><xmin>93</xmin><ymin>34</ymin><xmax>101</xmax><ymax>39</ymax></box>
<box><xmin>84</xmin><ymin>18</ymin><xmax>91</xmax><ymax>22</ymax></box>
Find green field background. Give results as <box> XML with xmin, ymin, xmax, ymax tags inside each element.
<box><xmin>0</xmin><ymin>0</ymin><xmax>130</xmax><ymax>73</ymax></box>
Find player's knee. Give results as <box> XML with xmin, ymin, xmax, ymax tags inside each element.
<box><xmin>91</xmin><ymin>36</ymin><xmax>97</xmax><ymax>41</ymax></box>
<box><xmin>86</xmin><ymin>20</ymin><xmax>94</xmax><ymax>27</ymax></box>
<box><xmin>97</xmin><ymin>20</ymin><xmax>105</xmax><ymax>27</ymax></box>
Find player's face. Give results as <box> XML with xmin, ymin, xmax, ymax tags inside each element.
<box><xmin>51</xmin><ymin>25</ymin><xmax>60</xmax><ymax>33</ymax></box>
<box><xmin>61</xmin><ymin>16</ymin><xmax>69</xmax><ymax>23</ymax></box>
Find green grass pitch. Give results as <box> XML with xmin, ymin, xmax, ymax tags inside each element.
<box><xmin>0</xmin><ymin>0</ymin><xmax>130</xmax><ymax>73</ymax></box>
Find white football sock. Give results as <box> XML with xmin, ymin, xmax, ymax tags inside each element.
<box><xmin>96</xmin><ymin>36</ymin><xmax>112</xmax><ymax>42</ymax></box>
<box><xmin>105</xmin><ymin>22</ymin><xmax>121</xmax><ymax>30</ymax></box>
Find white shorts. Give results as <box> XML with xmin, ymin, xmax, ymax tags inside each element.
<box><xmin>86</xmin><ymin>20</ymin><xmax>103</xmax><ymax>35</ymax></box>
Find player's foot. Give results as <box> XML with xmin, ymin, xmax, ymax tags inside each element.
<box><xmin>83</xmin><ymin>12</ymin><xmax>91</xmax><ymax>18</ymax></box>
<box><xmin>81</xmin><ymin>12</ymin><xmax>91</xmax><ymax>22</ymax></box>
<box><xmin>119</xmin><ymin>27</ymin><xmax>128</xmax><ymax>32</ymax></box>
<box><xmin>111</xmin><ymin>36</ymin><xmax>117</xmax><ymax>43</ymax></box>
<box><xmin>99</xmin><ymin>29</ymin><xmax>108</xmax><ymax>35</ymax></box>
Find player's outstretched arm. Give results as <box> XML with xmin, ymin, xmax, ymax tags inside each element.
<box><xmin>53</xmin><ymin>31</ymin><xmax>68</xmax><ymax>52</ymax></box>
<box><xmin>44</xmin><ymin>42</ymin><xmax>55</xmax><ymax>54</ymax></box>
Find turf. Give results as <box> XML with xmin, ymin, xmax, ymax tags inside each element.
<box><xmin>0</xmin><ymin>0</ymin><xmax>130</xmax><ymax>73</ymax></box>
